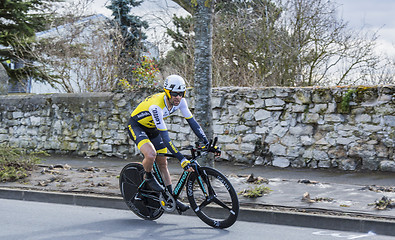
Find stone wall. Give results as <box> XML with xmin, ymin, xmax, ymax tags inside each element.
<box><xmin>0</xmin><ymin>64</ymin><xmax>8</xmax><ymax>95</ymax></box>
<box><xmin>0</xmin><ymin>86</ymin><xmax>394</xmax><ymax>172</ymax></box>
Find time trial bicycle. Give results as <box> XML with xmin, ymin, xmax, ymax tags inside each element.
<box><xmin>119</xmin><ymin>137</ymin><xmax>239</xmax><ymax>229</ymax></box>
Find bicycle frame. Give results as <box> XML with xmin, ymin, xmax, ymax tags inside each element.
<box><xmin>152</xmin><ymin>152</ymin><xmax>209</xmax><ymax>201</ymax></box>
<box><xmin>152</xmin><ymin>157</ymin><xmax>191</xmax><ymax>199</ymax></box>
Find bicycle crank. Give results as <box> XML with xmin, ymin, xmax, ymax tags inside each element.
<box><xmin>159</xmin><ymin>192</ymin><xmax>176</xmax><ymax>212</ymax></box>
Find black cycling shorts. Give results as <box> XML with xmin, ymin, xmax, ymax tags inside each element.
<box><xmin>127</xmin><ymin>117</ymin><xmax>167</xmax><ymax>153</ymax></box>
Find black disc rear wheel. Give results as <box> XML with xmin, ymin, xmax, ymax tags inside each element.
<box><xmin>119</xmin><ymin>163</ymin><xmax>164</xmax><ymax>220</ymax></box>
<box><xmin>187</xmin><ymin>167</ymin><xmax>239</xmax><ymax>228</ymax></box>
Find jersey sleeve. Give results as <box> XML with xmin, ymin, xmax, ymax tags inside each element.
<box><xmin>148</xmin><ymin>105</ymin><xmax>167</xmax><ymax>131</ymax></box>
<box><xmin>149</xmin><ymin>105</ymin><xmax>185</xmax><ymax>162</ymax></box>
<box><xmin>179</xmin><ymin>99</ymin><xmax>209</xmax><ymax>145</ymax></box>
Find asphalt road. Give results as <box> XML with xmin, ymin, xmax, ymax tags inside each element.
<box><xmin>1</xmin><ymin>199</ymin><xmax>393</xmax><ymax>240</ymax></box>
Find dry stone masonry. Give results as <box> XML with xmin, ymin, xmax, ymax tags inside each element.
<box><xmin>0</xmin><ymin>64</ymin><xmax>8</xmax><ymax>95</ymax></box>
<box><xmin>0</xmin><ymin>86</ymin><xmax>394</xmax><ymax>172</ymax></box>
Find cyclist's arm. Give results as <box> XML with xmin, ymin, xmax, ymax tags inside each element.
<box><xmin>149</xmin><ymin>105</ymin><xmax>185</xmax><ymax>162</ymax></box>
<box><xmin>179</xmin><ymin>99</ymin><xmax>209</xmax><ymax>145</ymax></box>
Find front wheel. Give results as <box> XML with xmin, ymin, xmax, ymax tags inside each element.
<box><xmin>186</xmin><ymin>167</ymin><xmax>239</xmax><ymax>228</ymax></box>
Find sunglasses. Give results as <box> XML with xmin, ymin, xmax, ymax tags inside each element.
<box><xmin>170</xmin><ymin>91</ymin><xmax>185</xmax><ymax>97</ymax></box>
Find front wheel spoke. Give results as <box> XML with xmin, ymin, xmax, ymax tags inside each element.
<box><xmin>199</xmin><ymin>197</ymin><xmax>213</xmax><ymax>209</ymax></box>
<box><xmin>212</xmin><ymin>197</ymin><xmax>231</xmax><ymax>211</ymax></box>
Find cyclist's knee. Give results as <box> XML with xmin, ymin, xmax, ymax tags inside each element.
<box><xmin>140</xmin><ymin>142</ymin><xmax>156</xmax><ymax>162</ymax></box>
<box><xmin>144</xmin><ymin>151</ymin><xmax>156</xmax><ymax>162</ymax></box>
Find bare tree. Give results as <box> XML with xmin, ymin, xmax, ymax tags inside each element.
<box><xmin>278</xmin><ymin>0</ymin><xmax>382</xmax><ymax>86</ymax></box>
<box><xmin>213</xmin><ymin>0</ymin><xmax>283</xmax><ymax>86</ymax></box>
<box><xmin>8</xmin><ymin>0</ymin><xmax>129</xmax><ymax>93</ymax></box>
<box><xmin>165</xmin><ymin>0</ymin><xmax>390</xmax><ymax>87</ymax></box>
<box><xmin>31</xmin><ymin>15</ymin><xmax>126</xmax><ymax>92</ymax></box>
<box><xmin>359</xmin><ymin>55</ymin><xmax>395</xmax><ymax>85</ymax></box>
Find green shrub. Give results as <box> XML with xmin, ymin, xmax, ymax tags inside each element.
<box><xmin>0</xmin><ymin>146</ymin><xmax>46</xmax><ymax>182</ymax></box>
<box><xmin>239</xmin><ymin>185</ymin><xmax>272</xmax><ymax>198</ymax></box>
<box><xmin>340</xmin><ymin>89</ymin><xmax>356</xmax><ymax>113</ymax></box>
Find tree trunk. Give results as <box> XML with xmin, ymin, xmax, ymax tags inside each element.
<box><xmin>171</xmin><ymin>0</ymin><xmax>214</xmax><ymax>166</ymax></box>
<box><xmin>193</xmin><ymin>0</ymin><xmax>214</xmax><ymax>167</ymax></box>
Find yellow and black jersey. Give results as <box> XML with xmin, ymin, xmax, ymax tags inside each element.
<box><xmin>131</xmin><ymin>92</ymin><xmax>193</xmax><ymax>130</ymax></box>
<box><xmin>129</xmin><ymin>92</ymin><xmax>208</xmax><ymax>162</ymax></box>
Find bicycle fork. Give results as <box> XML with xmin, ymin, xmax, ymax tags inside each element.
<box><xmin>196</xmin><ymin>169</ymin><xmax>213</xmax><ymax>198</ymax></box>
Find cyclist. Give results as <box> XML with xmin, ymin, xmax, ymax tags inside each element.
<box><xmin>127</xmin><ymin>74</ymin><xmax>212</xmax><ymax>213</ymax></box>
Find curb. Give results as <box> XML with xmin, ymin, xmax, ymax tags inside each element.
<box><xmin>1</xmin><ymin>187</ymin><xmax>394</xmax><ymax>236</ymax></box>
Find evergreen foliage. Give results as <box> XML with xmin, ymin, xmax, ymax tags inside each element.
<box><xmin>161</xmin><ymin>15</ymin><xmax>195</xmax><ymax>78</ymax></box>
<box><xmin>106</xmin><ymin>0</ymin><xmax>149</xmax><ymax>82</ymax></box>
<box><xmin>0</xmin><ymin>0</ymin><xmax>56</xmax><ymax>85</ymax></box>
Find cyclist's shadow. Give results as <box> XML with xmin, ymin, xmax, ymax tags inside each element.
<box><xmin>3</xmin><ymin>217</ymin><xmax>229</xmax><ymax>240</ymax></box>
<box><xmin>118</xmin><ymin>217</ymin><xmax>230</xmax><ymax>240</ymax></box>
<box><xmin>146</xmin><ymin>224</ymin><xmax>230</xmax><ymax>240</ymax></box>
<box><xmin>82</xmin><ymin>218</ymin><xmax>230</xmax><ymax>240</ymax></box>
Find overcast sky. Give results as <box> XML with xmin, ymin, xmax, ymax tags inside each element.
<box><xmin>87</xmin><ymin>0</ymin><xmax>395</xmax><ymax>56</ymax></box>
<box><xmin>339</xmin><ymin>0</ymin><xmax>395</xmax><ymax>28</ymax></box>
<box><xmin>338</xmin><ymin>0</ymin><xmax>395</xmax><ymax>56</ymax></box>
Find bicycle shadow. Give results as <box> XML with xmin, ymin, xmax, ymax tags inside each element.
<box><xmin>147</xmin><ymin>225</ymin><xmax>230</xmax><ymax>240</ymax></box>
<box><xmin>3</xmin><ymin>217</ymin><xmax>229</xmax><ymax>240</ymax></box>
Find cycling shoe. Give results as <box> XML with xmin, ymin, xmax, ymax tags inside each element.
<box><xmin>176</xmin><ymin>200</ymin><xmax>190</xmax><ymax>214</ymax></box>
<box><xmin>145</xmin><ymin>177</ymin><xmax>165</xmax><ymax>192</ymax></box>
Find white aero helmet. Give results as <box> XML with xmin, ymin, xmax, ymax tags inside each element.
<box><xmin>163</xmin><ymin>75</ymin><xmax>186</xmax><ymax>98</ymax></box>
